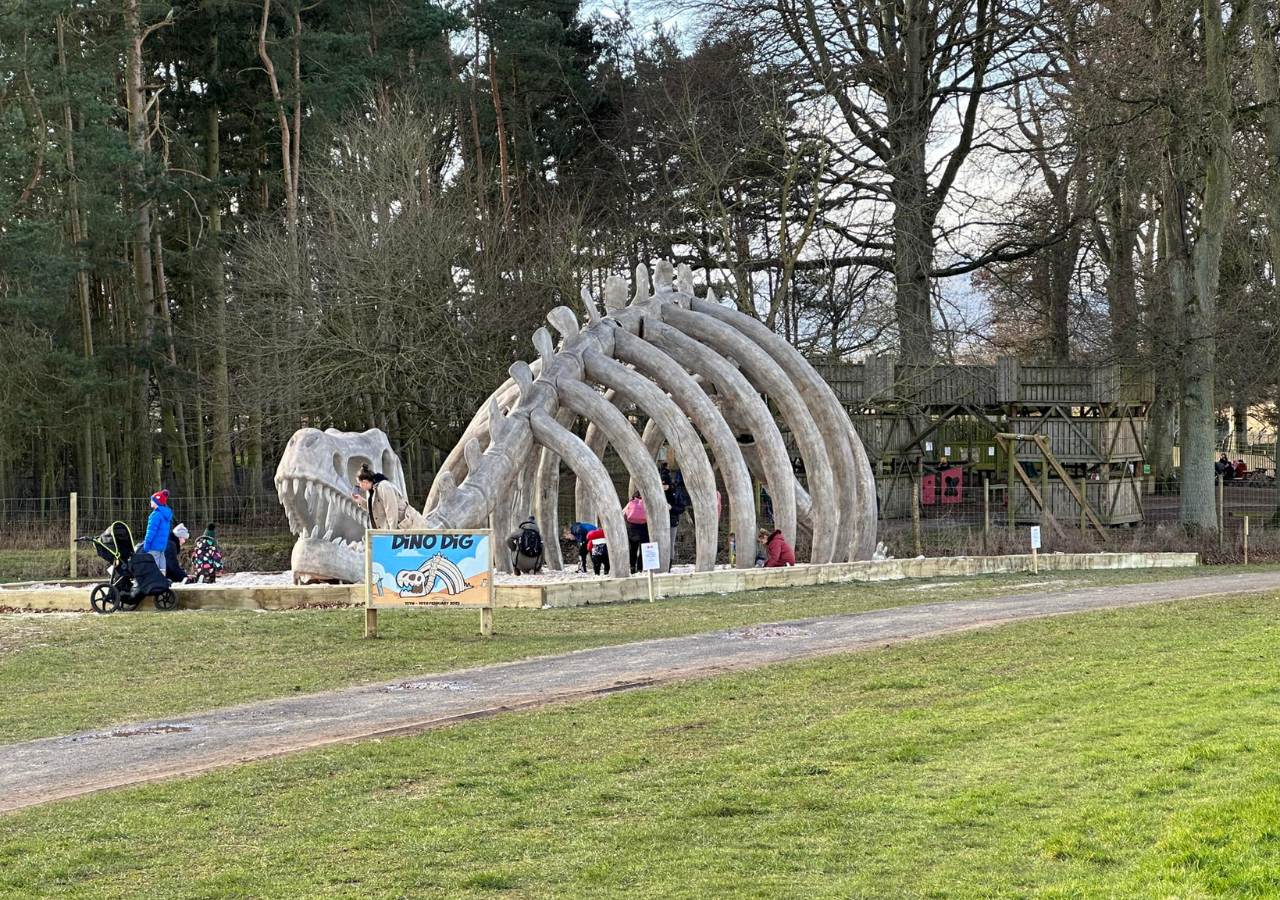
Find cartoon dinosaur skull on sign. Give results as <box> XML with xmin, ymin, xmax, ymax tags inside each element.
<box><xmin>274</xmin><ymin>427</ymin><xmax>413</xmax><ymax>583</ymax></box>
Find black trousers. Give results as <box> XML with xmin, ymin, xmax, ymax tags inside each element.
<box><xmin>627</xmin><ymin>523</ymin><xmax>649</xmax><ymax>573</ymax></box>
<box><xmin>592</xmin><ymin>551</ymin><xmax>610</xmax><ymax>575</ymax></box>
<box><xmin>576</xmin><ymin>541</ymin><xmax>589</xmax><ymax>571</ymax></box>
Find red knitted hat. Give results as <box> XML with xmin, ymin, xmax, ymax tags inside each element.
<box><xmin>151</xmin><ymin>490</ymin><xmax>169</xmax><ymax>506</ymax></box>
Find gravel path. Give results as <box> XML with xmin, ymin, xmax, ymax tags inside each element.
<box><xmin>4</xmin><ymin>570</ymin><xmax>1280</xmax><ymax>814</ymax></box>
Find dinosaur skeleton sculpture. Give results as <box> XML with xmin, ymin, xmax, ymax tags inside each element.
<box><xmin>425</xmin><ymin>262</ymin><xmax>878</xmax><ymax>578</ymax></box>
<box><xmin>276</xmin><ymin>263</ymin><xmax>877</xmax><ymax>582</ymax></box>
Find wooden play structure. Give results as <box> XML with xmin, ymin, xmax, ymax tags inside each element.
<box><xmin>811</xmin><ymin>356</ymin><xmax>1153</xmax><ymax>530</ymax></box>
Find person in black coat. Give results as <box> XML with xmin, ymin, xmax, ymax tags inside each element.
<box><xmin>165</xmin><ymin>522</ymin><xmax>191</xmax><ymax>583</ymax></box>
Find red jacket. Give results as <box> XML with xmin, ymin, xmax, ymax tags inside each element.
<box><xmin>585</xmin><ymin>528</ymin><xmax>607</xmax><ymax>553</ymax></box>
<box><xmin>763</xmin><ymin>530</ymin><xmax>796</xmax><ymax>567</ymax></box>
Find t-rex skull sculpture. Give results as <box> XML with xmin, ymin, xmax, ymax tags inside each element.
<box><xmin>274</xmin><ymin>427</ymin><xmax>408</xmax><ymax>583</ymax></box>
<box><xmin>424</xmin><ymin>262</ymin><xmax>878</xmax><ymax>578</ymax></box>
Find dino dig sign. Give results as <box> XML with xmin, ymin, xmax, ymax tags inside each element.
<box><xmin>363</xmin><ymin>529</ymin><xmax>495</xmax><ymax>637</ymax></box>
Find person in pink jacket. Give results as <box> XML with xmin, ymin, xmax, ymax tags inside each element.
<box><xmin>623</xmin><ymin>491</ymin><xmax>648</xmax><ymax>573</ymax></box>
<box><xmin>759</xmin><ymin>528</ymin><xmax>796</xmax><ymax>567</ymax></box>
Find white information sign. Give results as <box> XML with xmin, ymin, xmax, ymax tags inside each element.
<box><xmin>924</xmin><ymin>441</ymin><xmax>933</xmax><ymax>452</ymax></box>
<box><xmin>1029</xmin><ymin>526</ymin><xmax>1042</xmax><ymax>550</ymax></box>
<box><xmin>943</xmin><ymin>446</ymin><xmax>951</xmax><ymax>457</ymax></box>
<box><xmin>988</xmin><ymin>446</ymin><xmax>996</xmax><ymax>457</ymax></box>
<box><xmin>640</xmin><ymin>541</ymin><xmax>661</xmax><ymax>572</ymax></box>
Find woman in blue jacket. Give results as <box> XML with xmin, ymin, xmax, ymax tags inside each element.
<box><xmin>141</xmin><ymin>490</ymin><xmax>173</xmax><ymax>575</ymax></box>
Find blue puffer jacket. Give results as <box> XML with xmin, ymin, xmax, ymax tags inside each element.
<box><xmin>141</xmin><ymin>505</ymin><xmax>173</xmax><ymax>553</ymax></box>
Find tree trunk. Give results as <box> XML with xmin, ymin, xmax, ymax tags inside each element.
<box><xmin>205</xmin><ymin>95</ymin><xmax>234</xmax><ymax>498</ymax></box>
<box><xmin>59</xmin><ymin>15</ymin><xmax>95</xmax><ymax>497</ymax></box>
<box><xmin>1101</xmin><ymin>193</ymin><xmax>1141</xmax><ymax>362</ymax></box>
<box><xmin>1233</xmin><ymin>400</ymin><xmax>1249</xmax><ymax>454</ymax></box>
<box><xmin>1166</xmin><ymin>0</ymin><xmax>1232</xmax><ymax>531</ymax></box>
<box><xmin>890</xmin><ymin>143</ymin><xmax>935</xmax><ymax>364</ymax></box>
<box><xmin>124</xmin><ymin>0</ymin><xmax>157</xmax><ymax>493</ymax></box>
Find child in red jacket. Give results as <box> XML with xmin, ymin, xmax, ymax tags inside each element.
<box><xmin>758</xmin><ymin>529</ymin><xmax>796</xmax><ymax>567</ymax></box>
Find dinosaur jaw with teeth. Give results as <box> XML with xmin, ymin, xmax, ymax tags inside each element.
<box><xmin>274</xmin><ymin>427</ymin><xmax>412</xmax><ymax>583</ymax></box>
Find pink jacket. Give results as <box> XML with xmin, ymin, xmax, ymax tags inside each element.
<box><xmin>623</xmin><ymin>497</ymin><xmax>646</xmax><ymax>524</ymax></box>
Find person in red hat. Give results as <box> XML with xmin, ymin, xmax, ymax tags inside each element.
<box><xmin>141</xmin><ymin>489</ymin><xmax>173</xmax><ymax>575</ymax></box>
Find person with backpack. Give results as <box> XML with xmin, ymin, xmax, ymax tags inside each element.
<box><xmin>623</xmin><ymin>491</ymin><xmax>648</xmax><ymax>573</ymax></box>
<box><xmin>507</xmin><ymin>516</ymin><xmax>544</xmax><ymax>575</ymax></box>
<box><xmin>585</xmin><ymin>525</ymin><xmax>609</xmax><ymax>575</ymax></box>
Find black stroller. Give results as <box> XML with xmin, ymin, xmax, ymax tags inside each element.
<box><xmin>78</xmin><ymin>521</ymin><xmax>176</xmax><ymax>614</ymax></box>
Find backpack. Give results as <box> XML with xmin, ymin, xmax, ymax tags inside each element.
<box><xmin>517</xmin><ymin>525</ymin><xmax>543</xmax><ymax>559</ymax></box>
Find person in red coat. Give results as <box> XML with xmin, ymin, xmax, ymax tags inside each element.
<box><xmin>758</xmin><ymin>528</ymin><xmax>796</xmax><ymax>567</ymax></box>
<box><xmin>585</xmin><ymin>526</ymin><xmax>610</xmax><ymax>575</ymax></box>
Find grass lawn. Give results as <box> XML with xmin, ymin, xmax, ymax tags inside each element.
<box><xmin>4</xmin><ymin>591</ymin><xmax>1280</xmax><ymax>897</ymax></box>
<box><xmin>0</xmin><ymin>566</ymin><xmax>1253</xmax><ymax>745</ymax></box>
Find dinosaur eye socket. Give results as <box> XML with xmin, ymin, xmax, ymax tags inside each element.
<box><xmin>332</xmin><ymin>453</ymin><xmax>344</xmax><ymax>483</ymax></box>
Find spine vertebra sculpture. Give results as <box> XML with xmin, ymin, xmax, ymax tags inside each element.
<box><xmin>425</xmin><ymin>262</ymin><xmax>878</xmax><ymax>577</ymax></box>
<box><xmin>277</xmin><ymin>264</ymin><xmax>878</xmax><ymax>583</ymax></box>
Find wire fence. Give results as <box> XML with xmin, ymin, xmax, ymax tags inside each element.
<box><xmin>0</xmin><ymin>494</ymin><xmax>290</xmax><ymax>584</ymax></box>
<box><xmin>2</xmin><ymin>475</ymin><xmax>1276</xmax><ymax>583</ymax></box>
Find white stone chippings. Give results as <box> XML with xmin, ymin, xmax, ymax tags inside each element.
<box><xmin>275</xmin><ymin>260</ymin><xmax>879</xmax><ymax>583</ymax></box>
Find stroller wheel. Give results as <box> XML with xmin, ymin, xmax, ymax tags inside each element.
<box><xmin>117</xmin><ymin>595</ymin><xmax>140</xmax><ymax>612</ymax></box>
<box><xmin>89</xmin><ymin>585</ymin><xmax>118</xmax><ymax>615</ymax></box>
<box><xmin>154</xmin><ymin>589</ymin><xmax>177</xmax><ymax>611</ymax></box>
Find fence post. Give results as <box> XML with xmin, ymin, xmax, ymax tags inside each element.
<box><xmin>1243</xmin><ymin>514</ymin><xmax>1250</xmax><ymax>565</ymax></box>
<box><xmin>982</xmin><ymin>476</ymin><xmax>990</xmax><ymax>535</ymax></box>
<box><xmin>69</xmin><ymin>492</ymin><xmax>78</xmax><ymax>579</ymax></box>
<box><xmin>911</xmin><ymin>459</ymin><xmax>923</xmax><ymax>557</ymax></box>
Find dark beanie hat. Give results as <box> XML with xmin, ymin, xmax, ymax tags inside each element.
<box><xmin>204</xmin><ymin>523</ymin><xmax>217</xmax><ymax>537</ymax></box>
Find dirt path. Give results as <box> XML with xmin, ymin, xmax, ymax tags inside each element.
<box><xmin>5</xmin><ymin>570</ymin><xmax>1280</xmax><ymax>814</ymax></box>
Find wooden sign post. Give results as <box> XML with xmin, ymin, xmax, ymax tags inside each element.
<box><xmin>364</xmin><ymin>529</ymin><xmax>495</xmax><ymax>638</ymax></box>
<box><xmin>641</xmin><ymin>541</ymin><xmax>661</xmax><ymax>602</ymax></box>
<box><xmin>1029</xmin><ymin>525</ymin><xmax>1042</xmax><ymax>575</ymax></box>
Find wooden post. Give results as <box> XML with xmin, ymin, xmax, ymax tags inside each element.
<box><xmin>911</xmin><ymin>458</ymin><xmax>923</xmax><ymax>556</ymax></box>
<box><xmin>1217</xmin><ymin>475</ymin><xmax>1224</xmax><ymax>549</ymax></box>
<box><xmin>364</xmin><ymin>608</ymin><xmax>378</xmax><ymax>639</ymax></box>
<box><xmin>1039</xmin><ymin>455</ymin><xmax>1049</xmax><ymax>535</ymax></box>
<box><xmin>1032</xmin><ymin>544</ymin><xmax>1039</xmax><ymax>575</ymax></box>
<box><xmin>1243</xmin><ymin>515</ymin><xmax>1250</xmax><ymax>565</ymax></box>
<box><xmin>1006</xmin><ymin>441</ymin><xmax>1016</xmax><ymax>527</ymax></box>
<box><xmin>982</xmin><ymin>476</ymin><xmax>990</xmax><ymax>535</ymax></box>
<box><xmin>69</xmin><ymin>492</ymin><xmax>78</xmax><ymax>579</ymax></box>
<box><xmin>480</xmin><ymin>607</ymin><xmax>494</xmax><ymax>637</ymax></box>
<box><xmin>1079</xmin><ymin>476</ymin><xmax>1087</xmax><ymax>532</ymax></box>
<box><xmin>647</xmin><ymin>568</ymin><xmax>656</xmax><ymax>603</ymax></box>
